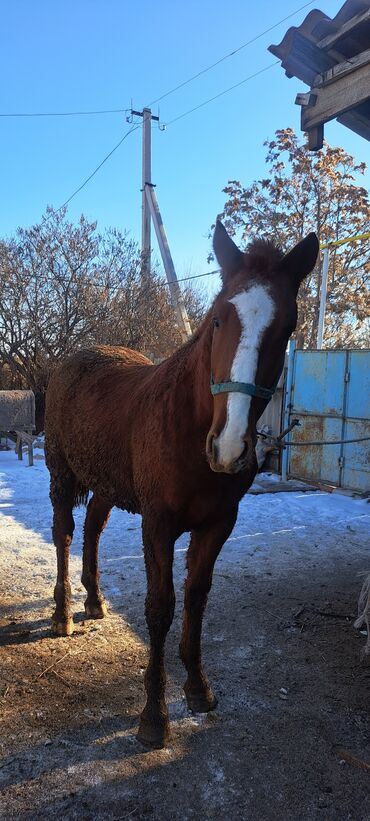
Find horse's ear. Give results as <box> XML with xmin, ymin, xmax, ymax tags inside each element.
<box><xmin>213</xmin><ymin>220</ymin><xmax>244</xmax><ymax>283</ymax></box>
<box><xmin>279</xmin><ymin>233</ymin><xmax>319</xmax><ymax>288</ymax></box>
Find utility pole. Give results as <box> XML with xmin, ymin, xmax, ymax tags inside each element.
<box><xmin>128</xmin><ymin>107</ymin><xmax>192</xmax><ymax>341</ymax></box>
<box><xmin>131</xmin><ymin>107</ymin><xmax>157</xmax><ymax>276</ymax></box>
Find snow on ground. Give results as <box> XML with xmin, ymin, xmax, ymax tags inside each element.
<box><xmin>1</xmin><ymin>447</ymin><xmax>369</xmax><ymax>821</ymax></box>
<box><xmin>0</xmin><ymin>447</ymin><xmax>369</xmax><ymax>612</ymax></box>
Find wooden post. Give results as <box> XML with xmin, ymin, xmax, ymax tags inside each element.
<box><xmin>145</xmin><ymin>185</ymin><xmax>192</xmax><ymax>341</ymax></box>
<box><xmin>28</xmin><ymin>430</ymin><xmax>34</xmax><ymax>467</ymax></box>
<box><xmin>16</xmin><ymin>434</ymin><xmax>23</xmax><ymax>460</ymax></box>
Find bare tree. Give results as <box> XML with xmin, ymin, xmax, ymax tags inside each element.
<box><xmin>0</xmin><ymin>208</ymin><xmax>205</xmax><ymax>425</ymax></box>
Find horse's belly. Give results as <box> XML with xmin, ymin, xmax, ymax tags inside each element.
<box><xmin>65</xmin><ymin>445</ymin><xmax>140</xmax><ymax>514</ymax></box>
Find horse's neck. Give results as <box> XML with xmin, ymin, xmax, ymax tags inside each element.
<box><xmin>168</xmin><ymin>326</ymin><xmax>213</xmax><ymax>427</ymax></box>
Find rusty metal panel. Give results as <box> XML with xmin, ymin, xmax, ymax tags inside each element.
<box><xmin>287</xmin><ymin>348</ymin><xmax>370</xmax><ymax>492</ymax></box>
<box><xmin>342</xmin><ymin>419</ymin><xmax>370</xmax><ymax>491</ymax></box>
<box><xmin>288</xmin><ymin>414</ymin><xmax>342</xmax><ymax>485</ymax></box>
<box><xmin>292</xmin><ymin>350</ymin><xmax>346</xmax><ymax>416</ymax></box>
<box><xmin>347</xmin><ymin>351</ymin><xmax>370</xmax><ymax>420</ymax></box>
<box><xmin>342</xmin><ymin>351</ymin><xmax>370</xmax><ymax>491</ymax></box>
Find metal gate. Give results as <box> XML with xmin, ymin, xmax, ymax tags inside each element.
<box><xmin>283</xmin><ymin>345</ymin><xmax>370</xmax><ymax>492</ymax></box>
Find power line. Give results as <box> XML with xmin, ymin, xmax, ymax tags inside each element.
<box><xmin>52</xmin><ymin>61</ymin><xmax>278</xmax><ymax>215</ymax></box>
<box><xmin>0</xmin><ymin>108</ymin><xmax>128</xmax><ymax>118</ymax></box>
<box><xmin>47</xmin><ymin>60</ymin><xmax>277</xmax><ymax>217</ymax></box>
<box><xmin>166</xmin><ymin>61</ymin><xmax>279</xmax><ymax>126</ymax></box>
<box><xmin>49</xmin><ymin>123</ymin><xmax>141</xmax><ymax>216</ymax></box>
<box><xmin>0</xmin><ymin>1</ymin><xmax>315</xmax><ymax>120</ymax></box>
<box><xmin>19</xmin><ymin>2</ymin><xmax>316</xmax><ymax>225</ymax></box>
<box><xmin>177</xmin><ymin>269</ymin><xmax>220</xmax><ymax>283</ymax></box>
<box><xmin>146</xmin><ymin>0</ymin><xmax>315</xmax><ymax>108</ymax></box>
<box><xmin>10</xmin><ymin>266</ymin><xmax>220</xmax><ymax>288</ymax></box>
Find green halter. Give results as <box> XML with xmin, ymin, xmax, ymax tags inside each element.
<box><xmin>210</xmin><ymin>365</ymin><xmax>283</xmax><ymax>402</ymax></box>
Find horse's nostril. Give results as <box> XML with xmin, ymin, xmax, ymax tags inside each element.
<box><xmin>212</xmin><ymin>437</ymin><xmax>218</xmax><ymax>464</ymax></box>
<box><xmin>206</xmin><ymin>432</ymin><xmax>218</xmax><ymax>464</ymax></box>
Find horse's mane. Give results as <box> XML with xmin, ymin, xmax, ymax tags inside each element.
<box><xmin>244</xmin><ymin>239</ymin><xmax>284</xmax><ymax>273</ymax></box>
<box><xmin>157</xmin><ymin>238</ymin><xmax>285</xmax><ymax>381</ymax></box>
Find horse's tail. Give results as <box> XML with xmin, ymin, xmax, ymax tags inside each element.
<box><xmin>74</xmin><ymin>481</ymin><xmax>90</xmax><ymax>507</ymax></box>
<box><xmin>354</xmin><ymin>572</ymin><xmax>370</xmax><ymax>656</ymax></box>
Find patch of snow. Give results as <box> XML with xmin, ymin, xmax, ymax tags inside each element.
<box><xmin>0</xmin><ymin>449</ymin><xmax>369</xmax><ymax>634</ymax></box>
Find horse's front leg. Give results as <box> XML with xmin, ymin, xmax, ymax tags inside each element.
<box><xmin>137</xmin><ymin>518</ymin><xmax>176</xmax><ymax>749</ymax></box>
<box><xmin>179</xmin><ymin>509</ymin><xmax>238</xmax><ymax>712</ymax></box>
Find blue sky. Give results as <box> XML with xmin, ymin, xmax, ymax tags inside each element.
<box><xmin>1</xmin><ymin>0</ymin><xmax>369</xmax><ymax>298</ymax></box>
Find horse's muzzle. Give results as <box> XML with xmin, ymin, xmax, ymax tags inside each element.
<box><xmin>206</xmin><ymin>433</ymin><xmax>253</xmax><ymax>475</ymax></box>
<box><xmin>206</xmin><ymin>432</ymin><xmax>257</xmax><ymax>475</ymax></box>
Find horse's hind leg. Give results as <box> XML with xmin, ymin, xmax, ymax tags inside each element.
<box><xmin>82</xmin><ymin>494</ymin><xmax>111</xmax><ymax>619</ymax></box>
<box><xmin>49</xmin><ymin>464</ymin><xmax>76</xmax><ymax>637</ymax></box>
<box><xmin>179</xmin><ymin>510</ymin><xmax>238</xmax><ymax>712</ymax></box>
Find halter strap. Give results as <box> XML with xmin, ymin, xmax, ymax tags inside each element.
<box><xmin>210</xmin><ymin>365</ymin><xmax>284</xmax><ymax>402</ymax></box>
<box><xmin>210</xmin><ymin>379</ymin><xmax>275</xmax><ymax>401</ymax></box>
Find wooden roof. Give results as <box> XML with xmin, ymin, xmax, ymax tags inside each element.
<box><xmin>269</xmin><ymin>0</ymin><xmax>370</xmax><ymax>149</ymax></box>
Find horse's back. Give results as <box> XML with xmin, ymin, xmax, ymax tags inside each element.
<box><xmin>45</xmin><ymin>346</ymin><xmax>153</xmax><ymax>508</ymax></box>
<box><xmin>47</xmin><ymin>345</ymin><xmax>151</xmax><ymax>404</ymax></box>
<box><xmin>51</xmin><ymin>345</ymin><xmax>151</xmax><ymax>386</ymax></box>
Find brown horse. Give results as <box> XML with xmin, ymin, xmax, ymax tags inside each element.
<box><xmin>44</xmin><ymin>221</ymin><xmax>318</xmax><ymax>748</ymax></box>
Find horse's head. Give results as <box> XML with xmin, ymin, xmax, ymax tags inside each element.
<box><xmin>206</xmin><ymin>221</ymin><xmax>319</xmax><ymax>474</ymax></box>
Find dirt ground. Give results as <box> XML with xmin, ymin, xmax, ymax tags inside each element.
<box><xmin>0</xmin><ymin>454</ymin><xmax>369</xmax><ymax>820</ymax></box>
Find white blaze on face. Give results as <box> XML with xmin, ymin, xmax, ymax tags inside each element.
<box><xmin>215</xmin><ymin>284</ymin><xmax>276</xmax><ymax>468</ymax></box>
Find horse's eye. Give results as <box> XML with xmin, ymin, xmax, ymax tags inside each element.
<box><xmin>212</xmin><ymin>317</ymin><xmax>219</xmax><ymax>328</ymax></box>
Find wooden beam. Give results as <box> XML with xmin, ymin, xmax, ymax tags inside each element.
<box><xmin>307</xmin><ymin>125</ymin><xmax>324</xmax><ymax>150</ymax></box>
<box><xmin>299</xmin><ymin>57</ymin><xmax>370</xmax><ymax>134</ymax></box>
<box><xmin>269</xmin><ymin>30</ymin><xmax>336</xmax><ymax>86</ymax></box>
<box><xmin>338</xmin><ymin>107</ymin><xmax>370</xmax><ymax>141</ymax></box>
<box><xmin>313</xmin><ymin>46</ymin><xmax>370</xmax><ymax>87</ymax></box>
<box><xmin>317</xmin><ymin>7</ymin><xmax>370</xmax><ymax>52</ymax></box>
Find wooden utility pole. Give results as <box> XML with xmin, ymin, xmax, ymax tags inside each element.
<box><xmin>145</xmin><ymin>185</ymin><xmax>192</xmax><ymax>340</ymax></box>
<box><xmin>129</xmin><ymin>107</ymin><xmax>192</xmax><ymax>341</ymax></box>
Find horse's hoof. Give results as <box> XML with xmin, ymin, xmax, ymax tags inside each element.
<box><xmin>137</xmin><ymin>717</ymin><xmax>171</xmax><ymax>750</ymax></box>
<box><xmin>51</xmin><ymin>617</ymin><xmax>74</xmax><ymax>637</ymax></box>
<box><xmin>185</xmin><ymin>690</ymin><xmax>218</xmax><ymax>714</ymax></box>
<box><xmin>84</xmin><ymin>600</ymin><xmax>108</xmax><ymax>619</ymax></box>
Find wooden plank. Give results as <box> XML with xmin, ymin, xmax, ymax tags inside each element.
<box><xmin>313</xmin><ymin>47</ymin><xmax>370</xmax><ymax>87</ymax></box>
<box><xmin>338</xmin><ymin>107</ymin><xmax>370</xmax><ymax>141</ymax></box>
<box><xmin>317</xmin><ymin>8</ymin><xmax>370</xmax><ymax>51</ymax></box>
<box><xmin>269</xmin><ymin>30</ymin><xmax>336</xmax><ymax>86</ymax></box>
<box><xmin>14</xmin><ymin>429</ymin><xmax>34</xmax><ymax>445</ymax></box>
<box><xmin>300</xmin><ymin>61</ymin><xmax>370</xmax><ymax>132</ymax></box>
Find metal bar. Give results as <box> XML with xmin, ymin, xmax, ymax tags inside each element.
<box><xmin>145</xmin><ymin>185</ymin><xmax>192</xmax><ymax>341</ymax></box>
<box><xmin>316</xmin><ymin>247</ymin><xmax>329</xmax><ymax>348</ymax></box>
<box><xmin>339</xmin><ymin>350</ymin><xmax>349</xmax><ymax>488</ymax></box>
<box><xmin>281</xmin><ymin>340</ymin><xmax>295</xmax><ymax>481</ymax></box>
<box><xmin>320</xmin><ymin>231</ymin><xmax>370</xmax><ymax>249</ymax></box>
<box><xmin>282</xmin><ymin>436</ymin><xmax>370</xmax><ymax>446</ymax></box>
